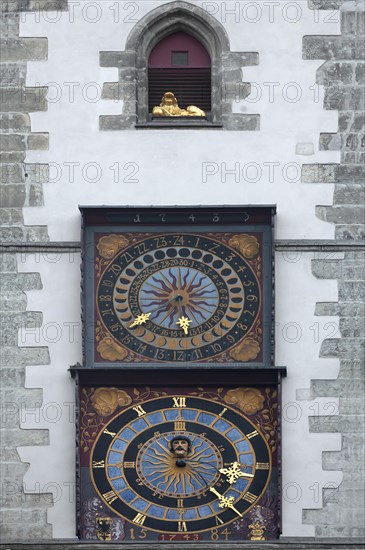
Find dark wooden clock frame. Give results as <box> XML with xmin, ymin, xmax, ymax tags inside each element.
<box><xmin>71</xmin><ymin>205</ymin><xmax>286</xmax><ymax>542</ymax></box>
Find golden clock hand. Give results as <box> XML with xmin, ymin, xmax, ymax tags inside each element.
<box><xmin>209</xmin><ymin>487</ymin><xmax>243</xmax><ymax>517</ymax></box>
<box><xmin>219</xmin><ymin>461</ymin><xmax>254</xmax><ymax>484</ymax></box>
<box><xmin>176</xmin><ymin>316</ymin><xmax>192</xmax><ymax>335</ymax></box>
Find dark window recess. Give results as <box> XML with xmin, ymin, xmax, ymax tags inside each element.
<box><xmin>148</xmin><ymin>68</ymin><xmax>211</xmax><ymax>112</ymax></box>
<box><xmin>172</xmin><ymin>51</ymin><xmax>188</xmax><ymax>65</ymax></box>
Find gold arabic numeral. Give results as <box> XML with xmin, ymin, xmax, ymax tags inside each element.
<box><xmin>175</xmin><ymin>421</ymin><xmax>186</xmax><ymax>431</ymax></box>
<box><xmin>219</xmin><ymin>407</ymin><xmax>228</xmax><ymax>417</ymax></box>
<box><xmin>222</xmin><ymin>527</ymin><xmax>231</xmax><ymax>541</ymax></box>
<box><xmin>92</xmin><ymin>460</ymin><xmax>105</xmax><ymax>468</ymax></box>
<box><xmin>237</xmin><ymin>322</ymin><xmax>248</xmax><ymax>331</ymax></box>
<box><xmin>243</xmin><ymin>280</ymin><xmax>254</xmax><ymax>287</ymax></box>
<box><xmin>153</xmin><ymin>236</ymin><xmax>167</xmax><ymax>248</ymax></box>
<box><xmin>173</xmin><ymin>397</ymin><xmax>186</xmax><ymax>408</ymax></box>
<box><xmin>136</xmin><ymin>242</ymin><xmax>147</xmax><ymax>254</ymax></box>
<box><xmin>109</xmin><ymin>263</ymin><xmax>122</xmax><ymax>276</ymax></box>
<box><xmin>133</xmin><ymin>513</ymin><xmax>146</xmax><ymax>525</ymax></box>
<box><xmin>102</xmin><ymin>490</ymin><xmax>118</xmax><ymax>504</ymax></box>
<box><xmin>247</xmin><ymin>294</ymin><xmax>258</xmax><ymax>302</ymax></box>
<box><xmin>124</xmin><ymin>461</ymin><xmax>135</xmax><ymax>469</ymax></box>
<box><xmin>243</xmin><ymin>492</ymin><xmax>257</xmax><ymax>504</ymax></box>
<box><xmin>136</xmin><ymin>343</ymin><xmax>147</xmax><ymax>354</ymax></box>
<box><xmin>246</xmin><ymin>430</ymin><xmax>258</xmax><ymax>439</ymax></box>
<box><xmin>218</xmin><ymin>445</ymin><xmax>225</xmax><ymax>452</ymax></box>
<box><xmin>103</xmin><ymin>428</ymin><xmax>116</xmax><ymax>437</ymax></box>
<box><xmin>177</xmin><ymin>499</ymin><xmax>184</xmax><ymax>508</ymax></box>
<box><xmin>178</xmin><ymin>521</ymin><xmax>187</xmax><ymax>532</ymax></box>
<box><xmin>191</xmin><ymin>348</ymin><xmax>203</xmax><ymax>360</ymax></box>
<box><xmin>256</xmin><ymin>462</ymin><xmax>270</xmax><ymax>470</ymax></box>
<box><xmin>99</xmin><ymin>295</ymin><xmax>112</xmax><ymax>302</ymax></box>
<box><xmin>121</xmin><ymin>251</ymin><xmax>133</xmax><ymax>263</ymax></box>
<box><xmin>173</xmin><ymin>235</ymin><xmax>184</xmax><ymax>245</ymax></box>
<box><xmin>211</xmin><ymin>528</ymin><xmax>219</xmax><ymax>541</ymax></box>
<box><xmin>215</xmin><ymin>516</ymin><xmax>224</xmax><ymax>526</ymax></box>
<box><xmin>102</xmin><ymin>279</ymin><xmax>113</xmax><ymax>288</ymax></box>
<box><xmin>173</xmin><ymin>351</ymin><xmax>184</xmax><ymax>361</ymax></box>
<box><xmin>244</xmin><ymin>309</ymin><xmax>256</xmax><ymax>318</ymax></box>
<box><xmin>130</xmin><ymin>528</ymin><xmax>147</xmax><ymax>540</ymax></box>
<box><xmin>210</xmin><ymin>342</ymin><xmax>222</xmax><ymax>354</ymax></box>
<box><xmin>155</xmin><ymin>349</ymin><xmax>165</xmax><ymax>360</ymax></box>
<box><xmin>110</xmin><ymin>323</ymin><xmax>119</xmax><ymax>332</ymax></box>
<box><xmin>101</xmin><ymin>308</ymin><xmax>113</xmax><ymax>316</ymax></box>
<box><xmin>135</xmin><ymin>477</ymin><xmax>144</xmax><ymax>486</ymax></box>
<box><xmin>225</xmin><ymin>253</ymin><xmax>235</xmax><ymax>262</ymax></box>
<box><xmin>133</xmin><ymin>405</ymin><xmax>146</xmax><ymax>417</ymax></box>
<box><xmin>226</xmin><ymin>334</ymin><xmax>235</xmax><ymax>344</ymax></box>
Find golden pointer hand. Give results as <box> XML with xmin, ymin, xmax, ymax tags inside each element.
<box><xmin>209</xmin><ymin>487</ymin><xmax>243</xmax><ymax>517</ymax></box>
<box><xmin>219</xmin><ymin>461</ymin><xmax>254</xmax><ymax>484</ymax></box>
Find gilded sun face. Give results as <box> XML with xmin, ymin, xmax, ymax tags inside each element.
<box><xmin>136</xmin><ymin>433</ymin><xmax>223</xmax><ymax>498</ymax></box>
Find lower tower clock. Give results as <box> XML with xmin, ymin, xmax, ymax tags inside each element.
<box><xmin>77</xmin><ymin>373</ymin><xmax>282</xmax><ymax>542</ymax></box>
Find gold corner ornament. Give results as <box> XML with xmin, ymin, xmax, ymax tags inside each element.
<box><xmin>176</xmin><ymin>316</ymin><xmax>192</xmax><ymax>335</ymax></box>
<box><xmin>219</xmin><ymin>461</ymin><xmax>254</xmax><ymax>484</ymax></box>
<box><xmin>209</xmin><ymin>488</ymin><xmax>243</xmax><ymax>517</ymax></box>
<box><xmin>152</xmin><ymin>92</ymin><xmax>205</xmax><ymax>117</ymax></box>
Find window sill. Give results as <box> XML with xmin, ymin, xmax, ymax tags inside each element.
<box><xmin>136</xmin><ymin>116</ymin><xmax>222</xmax><ymax>129</ymax></box>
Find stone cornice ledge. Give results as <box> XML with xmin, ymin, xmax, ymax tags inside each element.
<box><xmin>1</xmin><ymin>240</ymin><xmax>364</xmax><ymax>253</ymax></box>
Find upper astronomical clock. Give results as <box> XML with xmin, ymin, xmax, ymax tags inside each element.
<box><xmin>80</xmin><ymin>206</ymin><xmax>275</xmax><ymax>368</ymax></box>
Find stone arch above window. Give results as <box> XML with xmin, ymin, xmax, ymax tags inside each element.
<box><xmin>100</xmin><ymin>1</ymin><xmax>259</xmax><ymax>130</ymax></box>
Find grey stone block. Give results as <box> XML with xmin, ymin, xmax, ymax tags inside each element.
<box><xmin>338</xmin><ymin>360</ymin><xmax>365</xmax><ymax>378</ymax></box>
<box><xmin>0</xmin><ymin>345</ymin><xmax>50</xmax><ymax>365</ymax></box>
<box><xmin>339</xmin><ymin>281</ymin><xmax>365</xmax><ymax>301</ymax></box>
<box><xmin>303</xmin><ymin>36</ymin><xmax>364</xmax><ymax>60</ymax></box>
<box><xmin>301</xmin><ymin>163</ymin><xmax>338</xmax><ymax>183</ymax></box>
<box><xmin>0</xmin><ymin>150</ymin><xmax>26</xmax><ymax>162</ymax></box>
<box><xmin>350</xmin><ymin>112</ymin><xmax>365</xmax><ymax>131</ymax></box>
<box><xmin>222</xmin><ymin>114</ymin><xmax>260</xmax><ymax>131</ymax></box>
<box><xmin>0</xmin><ymin>253</ymin><xmax>17</xmax><ymax>272</ymax></box>
<box><xmin>340</xmin><ymin>315</ymin><xmax>365</xmax><ymax>336</ymax></box>
<box><xmin>338</xmin><ymin>111</ymin><xmax>353</xmax><ymax>131</ymax></box>
<box><xmin>337</xmin><ymin>164</ymin><xmax>365</xmax><ymax>182</ymax></box>
<box><xmin>334</xmin><ymin>184</ymin><xmax>365</xmax><ymax>205</ymax></box>
<box><xmin>316</xmin><ymin>205</ymin><xmax>365</xmax><ymax>224</ymax></box>
<box><xmin>0</xmin><ymin>225</ymin><xmax>49</xmax><ymax>242</ymax></box>
<box><xmin>28</xmin><ymin>183</ymin><xmax>44</xmax><ymax>206</ymax></box>
<box><xmin>0</xmin><ymin>62</ymin><xmax>26</xmax><ymax>84</ymax></box>
<box><xmin>335</xmin><ymin>224</ymin><xmax>365</xmax><ymax>240</ymax></box>
<box><xmin>0</xmin><ymin>38</ymin><xmax>47</xmax><ymax>62</ymax></box>
<box><xmin>0</xmin><ymin>113</ymin><xmax>30</xmax><ymax>132</ymax></box>
<box><xmin>341</xmin><ymin>11</ymin><xmax>365</xmax><ymax>35</ymax></box>
<box><xmin>24</xmin><ymin>163</ymin><xmax>49</xmax><ymax>184</ymax></box>
<box><xmin>0</xmin><ymin>163</ymin><xmax>24</xmax><ymax>183</ymax></box>
<box><xmin>0</xmin><ymin>184</ymin><xmax>25</xmax><ymax>207</ymax></box>
<box><xmin>312</xmin><ymin>258</ymin><xmax>365</xmax><ymax>279</ymax></box>
<box><xmin>0</xmin><ymin>273</ymin><xmax>42</xmax><ymax>291</ymax></box>
<box><xmin>316</xmin><ymin>301</ymin><xmax>365</xmax><ymax>317</ymax></box>
<box><xmin>0</xmin><ymin>86</ymin><xmax>48</xmax><ymax>112</ymax></box>
<box><xmin>0</xmin><ymin>292</ymin><xmax>27</xmax><ymax>312</ymax></box>
<box><xmin>322</xmin><ymin>338</ymin><xmax>365</xmax><ymax>360</ymax></box>
<box><xmin>338</xmin><ymin>395</ymin><xmax>365</xmax><ymax>414</ymax></box>
<box><xmin>0</xmin><ymin>134</ymin><xmax>25</xmax><ymax>151</ymax></box>
<box><xmin>99</xmin><ymin>114</ymin><xmax>136</xmax><ymax>131</ymax></box>
<box><xmin>317</xmin><ymin>62</ymin><xmax>354</xmax><ymax>85</ymax></box>
<box><xmin>26</xmin><ymin>133</ymin><xmax>49</xmax><ymax>150</ymax></box>
<box><xmin>0</xmin><ymin>13</ymin><xmax>19</xmax><ymax>38</ymax></box>
<box><xmin>325</xmin><ymin>86</ymin><xmax>365</xmax><ymax>110</ymax></box>
<box><xmin>0</xmin><ymin>207</ymin><xmax>24</xmax><ymax>225</ymax></box>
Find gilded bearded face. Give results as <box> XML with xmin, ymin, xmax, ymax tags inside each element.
<box><xmin>170</xmin><ymin>437</ymin><xmax>191</xmax><ymax>458</ymax></box>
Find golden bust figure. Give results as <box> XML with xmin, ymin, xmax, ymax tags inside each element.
<box><xmin>152</xmin><ymin>92</ymin><xmax>205</xmax><ymax>117</ymax></box>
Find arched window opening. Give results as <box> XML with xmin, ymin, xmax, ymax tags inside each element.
<box><xmin>148</xmin><ymin>32</ymin><xmax>211</xmax><ymax>114</ymax></box>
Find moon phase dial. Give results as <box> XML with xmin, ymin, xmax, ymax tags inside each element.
<box><xmin>90</xmin><ymin>396</ymin><xmax>272</xmax><ymax>535</ymax></box>
<box><xmin>96</xmin><ymin>234</ymin><xmax>261</xmax><ymax>362</ymax></box>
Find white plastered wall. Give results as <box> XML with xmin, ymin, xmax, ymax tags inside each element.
<box><xmin>18</xmin><ymin>0</ymin><xmax>341</xmax><ymax>538</ymax></box>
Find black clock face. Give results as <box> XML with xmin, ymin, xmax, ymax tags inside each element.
<box><xmin>90</xmin><ymin>395</ymin><xmax>271</xmax><ymax>535</ymax></box>
<box><xmin>95</xmin><ymin>233</ymin><xmax>262</xmax><ymax>363</ymax></box>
